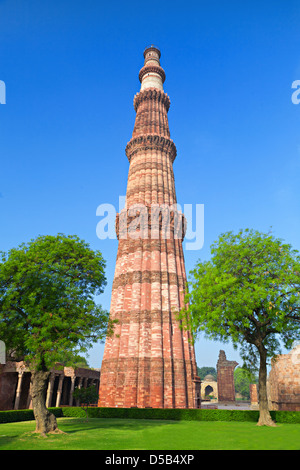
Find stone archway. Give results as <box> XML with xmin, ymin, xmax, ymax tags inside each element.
<box><xmin>201</xmin><ymin>375</ymin><xmax>218</xmax><ymax>401</ymax></box>
<box><xmin>205</xmin><ymin>385</ymin><xmax>213</xmax><ymax>397</ymax></box>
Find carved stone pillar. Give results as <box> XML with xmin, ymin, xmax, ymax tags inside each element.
<box><xmin>55</xmin><ymin>374</ymin><xmax>64</xmax><ymax>407</ymax></box>
<box><xmin>75</xmin><ymin>377</ymin><xmax>83</xmax><ymax>406</ymax></box>
<box><xmin>26</xmin><ymin>380</ymin><xmax>33</xmax><ymax>409</ymax></box>
<box><xmin>69</xmin><ymin>376</ymin><xmax>76</xmax><ymax>406</ymax></box>
<box><xmin>14</xmin><ymin>371</ymin><xmax>23</xmax><ymax>410</ymax></box>
<box><xmin>46</xmin><ymin>373</ymin><xmax>55</xmax><ymax>408</ymax></box>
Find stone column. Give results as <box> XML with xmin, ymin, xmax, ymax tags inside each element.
<box><xmin>46</xmin><ymin>373</ymin><xmax>55</xmax><ymax>408</ymax></box>
<box><xmin>55</xmin><ymin>374</ymin><xmax>64</xmax><ymax>407</ymax></box>
<box><xmin>69</xmin><ymin>376</ymin><xmax>76</xmax><ymax>406</ymax></box>
<box><xmin>193</xmin><ymin>377</ymin><xmax>201</xmax><ymax>408</ymax></box>
<box><xmin>75</xmin><ymin>377</ymin><xmax>83</xmax><ymax>406</ymax></box>
<box><xmin>14</xmin><ymin>371</ymin><xmax>23</xmax><ymax>410</ymax></box>
<box><xmin>83</xmin><ymin>377</ymin><xmax>88</xmax><ymax>388</ymax></box>
<box><xmin>27</xmin><ymin>380</ymin><xmax>32</xmax><ymax>409</ymax></box>
<box><xmin>250</xmin><ymin>383</ymin><xmax>259</xmax><ymax>409</ymax></box>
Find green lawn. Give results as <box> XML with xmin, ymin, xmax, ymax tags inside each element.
<box><xmin>0</xmin><ymin>418</ymin><xmax>299</xmax><ymax>450</ymax></box>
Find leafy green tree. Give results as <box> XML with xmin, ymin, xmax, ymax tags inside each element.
<box><xmin>55</xmin><ymin>350</ymin><xmax>90</xmax><ymax>369</ymax></box>
<box><xmin>234</xmin><ymin>367</ymin><xmax>257</xmax><ymax>399</ymax></box>
<box><xmin>73</xmin><ymin>385</ymin><xmax>99</xmax><ymax>422</ymax></box>
<box><xmin>182</xmin><ymin>229</ymin><xmax>300</xmax><ymax>426</ymax></box>
<box><xmin>0</xmin><ymin>234</ymin><xmax>112</xmax><ymax>434</ymax></box>
<box><xmin>197</xmin><ymin>366</ymin><xmax>217</xmax><ymax>380</ymax></box>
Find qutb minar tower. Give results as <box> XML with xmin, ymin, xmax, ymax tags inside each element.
<box><xmin>98</xmin><ymin>46</ymin><xmax>201</xmax><ymax>408</ymax></box>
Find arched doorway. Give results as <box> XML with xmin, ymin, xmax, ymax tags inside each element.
<box><xmin>205</xmin><ymin>385</ymin><xmax>213</xmax><ymax>397</ymax></box>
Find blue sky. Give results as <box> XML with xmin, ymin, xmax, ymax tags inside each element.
<box><xmin>0</xmin><ymin>0</ymin><xmax>300</xmax><ymax>370</ymax></box>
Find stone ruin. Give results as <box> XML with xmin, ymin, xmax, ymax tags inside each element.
<box><xmin>268</xmin><ymin>344</ymin><xmax>300</xmax><ymax>411</ymax></box>
<box><xmin>216</xmin><ymin>350</ymin><xmax>238</xmax><ymax>403</ymax></box>
<box><xmin>249</xmin><ymin>345</ymin><xmax>300</xmax><ymax>411</ymax></box>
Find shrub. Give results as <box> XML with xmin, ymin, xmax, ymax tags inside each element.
<box><xmin>0</xmin><ymin>409</ymin><xmax>34</xmax><ymax>423</ymax></box>
<box><xmin>0</xmin><ymin>406</ymin><xmax>299</xmax><ymax>424</ymax></box>
<box><xmin>61</xmin><ymin>407</ymin><xmax>297</xmax><ymax>424</ymax></box>
<box><xmin>0</xmin><ymin>407</ymin><xmax>62</xmax><ymax>424</ymax></box>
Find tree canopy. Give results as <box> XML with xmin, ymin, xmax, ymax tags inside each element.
<box><xmin>0</xmin><ymin>234</ymin><xmax>110</xmax><ymax>370</ymax></box>
<box><xmin>197</xmin><ymin>366</ymin><xmax>217</xmax><ymax>380</ymax></box>
<box><xmin>234</xmin><ymin>367</ymin><xmax>258</xmax><ymax>399</ymax></box>
<box><xmin>183</xmin><ymin>229</ymin><xmax>300</xmax><ymax>425</ymax></box>
<box><xmin>0</xmin><ymin>234</ymin><xmax>112</xmax><ymax>433</ymax></box>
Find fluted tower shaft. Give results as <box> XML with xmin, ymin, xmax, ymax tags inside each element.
<box><xmin>98</xmin><ymin>46</ymin><xmax>201</xmax><ymax>408</ymax></box>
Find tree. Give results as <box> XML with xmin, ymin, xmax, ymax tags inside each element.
<box><xmin>0</xmin><ymin>234</ymin><xmax>112</xmax><ymax>434</ymax></box>
<box><xmin>197</xmin><ymin>366</ymin><xmax>217</xmax><ymax>381</ymax></box>
<box><xmin>234</xmin><ymin>367</ymin><xmax>257</xmax><ymax>400</ymax></box>
<box><xmin>182</xmin><ymin>229</ymin><xmax>300</xmax><ymax>426</ymax></box>
<box><xmin>55</xmin><ymin>350</ymin><xmax>90</xmax><ymax>369</ymax></box>
<box><xmin>73</xmin><ymin>385</ymin><xmax>99</xmax><ymax>422</ymax></box>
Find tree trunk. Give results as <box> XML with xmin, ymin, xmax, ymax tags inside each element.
<box><xmin>31</xmin><ymin>370</ymin><xmax>59</xmax><ymax>435</ymax></box>
<box><xmin>257</xmin><ymin>346</ymin><xmax>276</xmax><ymax>427</ymax></box>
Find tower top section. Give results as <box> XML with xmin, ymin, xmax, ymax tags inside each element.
<box><xmin>139</xmin><ymin>45</ymin><xmax>165</xmax><ymax>91</ymax></box>
<box><xmin>143</xmin><ymin>45</ymin><xmax>161</xmax><ymax>60</ymax></box>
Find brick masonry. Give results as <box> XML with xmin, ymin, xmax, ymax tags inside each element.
<box><xmin>216</xmin><ymin>350</ymin><xmax>238</xmax><ymax>403</ymax></box>
<box><xmin>98</xmin><ymin>46</ymin><xmax>201</xmax><ymax>409</ymax></box>
<box><xmin>249</xmin><ymin>383</ymin><xmax>258</xmax><ymax>406</ymax></box>
<box><xmin>268</xmin><ymin>346</ymin><xmax>300</xmax><ymax>411</ymax></box>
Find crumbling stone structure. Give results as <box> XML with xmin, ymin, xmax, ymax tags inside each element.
<box><xmin>268</xmin><ymin>345</ymin><xmax>300</xmax><ymax>411</ymax></box>
<box><xmin>98</xmin><ymin>46</ymin><xmax>201</xmax><ymax>409</ymax></box>
<box><xmin>216</xmin><ymin>350</ymin><xmax>238</xmax><ymax>403</ymax></box>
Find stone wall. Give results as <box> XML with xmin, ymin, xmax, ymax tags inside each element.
<box><xmin>268</xmin><ymin>345</ymin><xmax>300</xmax><ymax>411</ymax></box>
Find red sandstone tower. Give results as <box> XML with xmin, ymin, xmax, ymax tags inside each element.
<box><xmin>98</xmin><ymin>46</ymin><xmax>201</xmax><ymax>408</ymax></box>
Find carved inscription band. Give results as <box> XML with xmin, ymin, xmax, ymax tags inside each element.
<box><xmin>112</xmin><ymin>270</ymin><xmax>186</xmax><ymax>290</ymax></box>
<box><xmin>133</xmin><ymin>88</ymin><xmax>171</xmax><ymax>112</ymax></box>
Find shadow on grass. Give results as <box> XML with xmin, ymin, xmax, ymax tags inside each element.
<box><xmin>0</xmin><ymin>417</ymin><xmax>180</xmax><ymax>449</ymax></box>
<box><xmin>58</xmin><ymin>417</ymin><xmax>181</xmax><ymax>434</ymax></box>
<box><xmin>0</xmin><ymin>435</ymin><xmax>19</xmax><ymax>447</ymax></box>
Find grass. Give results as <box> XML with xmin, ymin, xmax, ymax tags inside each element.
<box><xmin>0</xmin><ymin>418</ymin><xmax>300</xmax><ymax>450</ymax></box>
